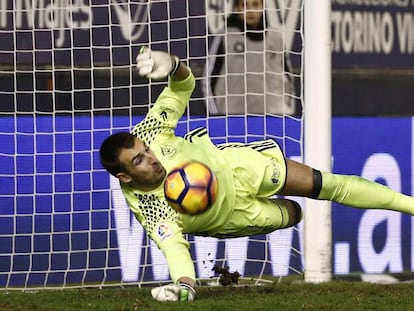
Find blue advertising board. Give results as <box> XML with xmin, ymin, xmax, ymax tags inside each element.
<box><xmin>0</xmin><ymin>116</ymin><xmax>413</xmax><ymax>286</ymax></box>
<box><xmin>332</xmin><ymin>117</ymin><xmax>413</xmax><ymax>273</ymax></box>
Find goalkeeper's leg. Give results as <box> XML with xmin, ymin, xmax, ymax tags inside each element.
<box><xmin>281</xmin><ymin>159</ymin><xmax>414</xmax><ymax>215</ymax></box>
<box><xmin>316</xmin><ymin>171</ymin><xmax>414</xmax><ymax>214</ymax></box>
<box><xmin>269</xmin><ymin>198</ymin><xmax>303</xmax><ymax>229</ymax></box>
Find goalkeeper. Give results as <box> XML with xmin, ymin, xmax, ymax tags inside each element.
<box><xmin>99</xmin><ymin>48</ymin><xmax>414</xmax><ymax>302</ymax></box>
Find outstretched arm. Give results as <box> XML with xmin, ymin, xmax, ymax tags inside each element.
<box><xmin>131</xmin><ymin>47</ymin><xmax>195</xmax><ymax>145</ymax></box>
<box><xmin>149</xmin><ymin>221</ymin><xmax>196</xmax><ymax>302</ymax></box>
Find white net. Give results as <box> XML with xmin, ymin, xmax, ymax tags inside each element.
<box><xmin>0</xmin><ymin>0</ymin><xmax>304</xmax><ymax>288</ymax></box>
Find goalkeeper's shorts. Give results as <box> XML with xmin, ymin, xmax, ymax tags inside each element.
<box><xmin>214</xmin><ymin>139</ymin><xmax>289</xmax><ymax>237</ymax></box>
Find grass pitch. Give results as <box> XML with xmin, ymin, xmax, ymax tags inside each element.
<box><xmin>2</xmin><ymin>280</ymin><xmax>414</xmax><ymax>311</ymax></box>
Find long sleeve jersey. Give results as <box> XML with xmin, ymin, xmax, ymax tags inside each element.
<box><xmin>120</xmin><ymin>70</ymin><xmax>238</xmax><ymax>282</ymax></box>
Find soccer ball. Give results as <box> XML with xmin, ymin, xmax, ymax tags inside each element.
<box><xmin>164</xmin><ymin>161</ymin><xmax>218</xmax><ymax>215</ymax></box>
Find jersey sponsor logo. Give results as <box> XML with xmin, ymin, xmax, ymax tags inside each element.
<box><xmin>269</xmin><ymin>158</ymin><xmax>280</xmax><ymax>185</ymax></box>
<box><xmin>160</xmin><ymin>145</ymin><xmax>176</xmax><ymax>158</ymax></box>
<box><xmin>157</xmin><ymin>223</ymin><xmax>173</xmax><ymax>241</ymax></box>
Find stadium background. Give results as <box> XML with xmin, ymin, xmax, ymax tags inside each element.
<box><xmin>1</xmin><ymin>0</ymin><xmax>414</xmax><ymax>286</ymax></box>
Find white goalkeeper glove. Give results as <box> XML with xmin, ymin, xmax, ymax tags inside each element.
<box><xmin>136</xmin><ymin>47</ymin><xmax>180</xmax><ymax>80</ymax></box>
<box><xmin>151</xmin><ymin>282</ymin><xmax>195</xmax><ymax>302</ymax></box>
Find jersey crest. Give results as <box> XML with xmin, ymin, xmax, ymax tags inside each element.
<box><xmin>160</xmin><ymin>145</ymin><xmax>176</xmax><ymax>158</ymax></box>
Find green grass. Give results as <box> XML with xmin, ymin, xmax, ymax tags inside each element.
<box><xmin>2</xmin><ymin>281</ymin><xmax>414</xmax><ymax>311</ymax></box>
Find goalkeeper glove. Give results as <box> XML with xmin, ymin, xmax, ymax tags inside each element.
<box><xmin>151</xmin><ymin>282</ymin><xmax>196</xmax><ymax>302</ymax></box>
<box><xmin>136</xmin><ymin>47</ymin><xmax>180</xmax><ymax>80</ymax></box>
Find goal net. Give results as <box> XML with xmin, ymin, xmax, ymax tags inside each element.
<box><xmin>0</xmin><ymin>0</ymin><xmax>304</xmax><ymax>289</ymax></box>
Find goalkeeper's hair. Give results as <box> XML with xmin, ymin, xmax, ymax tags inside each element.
<box><xmin>99</xmin><ymin>132</ymin><xmax>136</xmax><ymax>176</ymax></box>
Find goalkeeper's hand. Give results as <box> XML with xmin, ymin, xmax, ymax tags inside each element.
<box><xmin>136</xmin><ymin>47</ymin><xmax>180</xmax><ymax>80</ymax></box>
<box><xmin>151</xmin><ymin>282</ymin><xmax>195</xmax><ymax>302</ymax></box>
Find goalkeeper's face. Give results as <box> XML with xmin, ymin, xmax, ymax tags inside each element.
<box><xmin>116</xmin><ymin>139</ymin><xmax>166</xmax><ymax>191</ymax></box>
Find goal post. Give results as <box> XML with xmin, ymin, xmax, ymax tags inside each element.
<box><xmin>0</xmin><ymin>0</ymin><xmax>309</xmax><ymax>289</ymax></box>
<box><xmin>304</xmin><ymin>0</ymin><xmax>333</xmax><ymax>283</ymax></box>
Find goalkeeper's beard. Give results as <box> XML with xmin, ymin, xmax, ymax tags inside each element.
<box><xmin>145</xmin><ymin>163</ymin><xmax>166</xmax><ymax>188</ymax></box>
<box><xmin>128</xmin><ymin>162</ymin><xmax>166</xmax><ymax>190</ymax></box>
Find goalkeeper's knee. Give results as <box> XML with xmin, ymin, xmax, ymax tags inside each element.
<box><xmin>286</xmin><ymin>199</ymin><xmax>303</xmax><ymax>227</ymax></box>
<box><xmin>271</xmin><ymin>198</ymin><xmax>302</xmax><ymax>228</ymax></box>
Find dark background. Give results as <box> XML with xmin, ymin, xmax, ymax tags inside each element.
<box><xmin>1</xmin><ymin>1</ymin><xmax>413</xmax><ymax>116</ymax></box>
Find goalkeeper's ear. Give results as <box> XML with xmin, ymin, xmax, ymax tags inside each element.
<box><xmin>116</xmin><ymin>172</ymin><xmax>132</xmax><ymax>184</ymax></box>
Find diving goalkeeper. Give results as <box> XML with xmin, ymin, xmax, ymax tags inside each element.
<box><xmin>99</xmin><ymin>48</ymin><xmax>414</xmax><ymax>302</ymax></box>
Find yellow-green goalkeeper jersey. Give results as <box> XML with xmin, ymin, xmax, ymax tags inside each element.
<box><xmin>120</xmin><ymin>70</ymin><xmax>236</xmax><ymax>282</ymax></box>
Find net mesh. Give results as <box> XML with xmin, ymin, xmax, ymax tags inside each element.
<box><xmin>0</xmin><ymin>0</ymin><xmax>304</xmax><ymax>288</ymax></box>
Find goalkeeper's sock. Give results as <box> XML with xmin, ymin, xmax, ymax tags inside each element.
<box><xmin>317</xmin><ymin>171</ymin><xmax>414</xmax><ymax>215</ymax></box>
